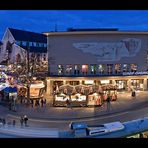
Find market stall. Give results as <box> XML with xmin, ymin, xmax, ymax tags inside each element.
<box><xmin>53</xmin><ymin>84</ymin><xmax>88</xmax><ymax>107</ymax></box>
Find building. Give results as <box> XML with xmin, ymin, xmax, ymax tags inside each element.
<box><xmin>44</xmin><ymin>29</ymin><xmax>148</xmax><ymax>106</ymax></box>
<box><xmin>0</xmin><ymin>28</ymin><xmax>48</xmax><ymax>75</ymax></box>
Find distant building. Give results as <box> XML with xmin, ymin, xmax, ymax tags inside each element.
<box><xmin>0</xmin><ymin>28</ymin><xmax>48</xmax><ymax>74</ymax></box>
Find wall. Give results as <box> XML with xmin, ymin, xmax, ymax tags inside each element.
<box><xmin>48</xmin><ymin>32</ymin><xmax>148</xmax><ymax>75</ymax></box>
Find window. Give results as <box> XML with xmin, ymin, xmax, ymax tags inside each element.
<box><xmin>115</xmin><ymin>64</ymin><xmax>121</xmax><ymax>74</ymax></box>
<box><xmin>29</xmin><ymin>42</ymin><xmax>32</xmax><ymax>46</ymax></box>
<box><xmin>107</xmin><ymin>64</ymin><xmax>113</xmax><ymax>75</ymax></box>
<box><xmin>33</xmin><ymin>42</ymin><xmax>37</xmax><ymax>47</ymax></box>
<box><xmin>58</xmin><ymin>65</ymin><xmax>64</xmax><ymax>75</ymax></box>
<box><xmin>66</xmin><ymin>65</ymin><xmax>72</xmax><ymax>75</ymax></box>
<box><xmin>90</xmin><ymin>64</ymin><xmax>97</xmax><ymax>74</ymax></box>
<box><xmin>74</xmin><ymin>65</ymin><xmax>80</xmax><ymax>75</ymax></box>
<box><xmin>16</xmin><ymin>40</ymin><xmax>21</xmax><ymax>46</ymax></box>
<box><xmin>39</xmin><ymin>43</ymin><xmax>43</xmax><ymax>47</ymax></box>
<box><xmin>131</xmin><ymin>64</ymin><xmax>137</xmax><ymax>72</ymax></box>
<box><xmin>36</xmin><ymin>42</ymin><xmax>39</xmax><ymax>47</ymax></box>
<box><xmin>98</xmin><ymin>64</ymin><xmax>105</xmax><ymax>74</ymax></box>
<box><xmin>82</xmin><ymin>65</ymin><xmax>88</xmax><ymax>75</ymax></box>
<box><xmin>22</xmin><ymin>41</ymin><xmax>27</xmax><ymax>46</ymax></box>
<box><xmin>44</xmin><ymin>43</ymin><xmax>47</xmax><ymax>47</ymax></box>
<box><xmin>123</xmin><ymin>64</ymin><xmax>129</xmax><ymax>72</ymax></box>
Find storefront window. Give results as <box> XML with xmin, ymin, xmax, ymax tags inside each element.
<box><xmin>90</xmin><ymin>64</ymin><xmax>97</xmax><ymax>74</ymax></box>
<box><xmin>131</xmin><ymin>79</ymin><xmax>143</xmax><ymax>90</ymax></box>
<box><xmin>123</xmin><ymin>64</ymin><xmax>129</xmax><ymax>72</ymax></box>
<box><xmin>58</xmin><ymin>65</ymin><xmax>64</xmax><ymax>75</ymax></box>
<box><xmin>65</xmin><ymin>65</ymin><xmax>72</xmax><ymax>75</ymax></box>
<box><xmin>131</xmin><ymin>64</ymin><xmax>137</xmax><ymax>72</ymax></box>
<box><xmin>98</xmin><ymin>64</ymin><xmax>105</xmax><ymax>74</ymax></box>
<box><xmin>115</xmin><ymin>64</ymin><xmax>121</xmax><ymax>74</ymax></box>
<box><xmin>82</xmin><ymin>65</ymin><xmax>88</xmax><ymax>75</ymax></box>
<box><xmin>116</xmin><ymin>80</ymin><xmax>127</xmax><ymax>91</ymax></box>
<box><xmin>74</xmin><ymin>65</ymin><xmax>80</xmax><ymax>75</ymax></box>
<box><xmin>107</xmin><ymin>64</ymin><xmax>113</xmax><ymax>75</ymax></box>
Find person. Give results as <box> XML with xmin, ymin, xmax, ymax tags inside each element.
<box><xmin>41</xmin><ymin>99</ymin><xmax>44</xmax><ymax>107</ymax></box>
<box><xmin>131</xmin><ymin>90</ymin><xmax>136</xmax><ymax>98</ymax></box>
<box><xmin>66</xmin><ymin>98</ymin><xmax>70</xmax><ymax>108</ymax></box>
<box><xmin>20</xmin><ymin>116</ymin><xmax>24</xmax><ymax>127</ymax></box>
<box><xmin>106</xmin><ymin>95</ymin><xmax>111</xmax><ymax>112</ymax></box>
<box><xmin>44</xmin><ymin>98</ymin><xmax>46</xmax><ymax>106</ymax></box>
<box><xmin>23</xmin><ymin>115</ymin><xmax>28</xmax><ymax>126</ymax></box>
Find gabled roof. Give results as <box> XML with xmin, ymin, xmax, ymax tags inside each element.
<box><xmin>8</xmin><ymin>28</ymin><xmax>47</xmax><ymax>43</ymax></box>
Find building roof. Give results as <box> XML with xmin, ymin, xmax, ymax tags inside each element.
<box><xmin>20</xmin><ymin>45</ymin><xmax>47</xmax><ymax>53</ymax></box>
<box><xmin>67</xmin><ymin>28</ymin><xmax>119</xmax><ymax>31</ymax></box>
<box><xmin>8</xmin><ymin>28</ymin><xmax>47</xmax><ymax>43</ymax></box>
<box><xmin>44</xmin><ymin>30</ymin><xmax>148</xmax><ymax>36</ymax></box>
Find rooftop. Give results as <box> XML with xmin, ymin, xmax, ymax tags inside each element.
<box><xmin>8</xmin><ymin>28</ymin><xmax>47</xmax><ymax>43</ymax></box>
<box><xmin>67</xmin><ymin>28</ymin><xmax>119</xmax><ymax>31</ymax></box>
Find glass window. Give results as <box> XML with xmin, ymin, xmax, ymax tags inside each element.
<box><xmin>90</xmin><ymin>64</ymin><xmax>97</xmax><ymax>74</ymax></box>
<box><xmin>115</xmin><ymin>64</ymin><xmax>121</xmax><ymax>74</ymax></box>
<box><xmin>33</xmin><ymin>42</ymin><xmax>37</xmax><ymax>47</ymax></box>
<box><xmin>66</xmin><ymin>65</ymin><xmax>72</xmax><ymax>75</ymax></box>
<box><xmin>29</xmin><ymin>42</ymin><xmax>32</xmax><ymax>46</ymax></box>
<box><xmin>107</xmin><ymin>64</ymin><xmax>113</xmax><ymax>75</ymax></box>
<box><xmin>82</xmin><ymin>65</ymin><xmax>88</xmax><ymax>75</ymax></box>
<box><xmin>58</xmin><ymin>65</ymin><xmax>64</xmax><ymax>75</ymax></box>
<box><xmin>36</xmin><ymin>42</ymin><xmax>39</xmax><ymax>47</ymax></box>
<box><xmin>44</xmin><ymin>43</ymin><xmax>47</xmax><ymax>47</ymax></box>
<box><xmin>22</xmin><ymin>41</ymin><xmax>27</xmax><ymax>46</ymax></box>
<box><xmin>16</xmin><ymin>40</ymin><xmax>21</xmax><ymax>46</ymax></box>
<box><xmin>131</xmin><ymin>64</ymin><xmax>137</xmax><ymax>72</ymax></box>
<box><xmin>98</xmin><ymin>64</ymin><xmax>105</xmax><ymax>74</ymax></box>
<box><xmin>74</xmin><ymin>65</ymin><xmax>80</xmax><ymax>75</ymax></box>
<box><xmin>123</xmin><ymin>64</ymin><xmax>129</xmax><ymax>72</ymax></box>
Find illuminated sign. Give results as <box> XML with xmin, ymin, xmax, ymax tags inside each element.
<box><xmin>123</xmin><ymin>71</ymin><xmax>148</xmax><ymax>76</ymax></box>
<box><xmin>84</xmin><ymin>80</ymin><xmax>94</xmax><ymax>84</ymax></box>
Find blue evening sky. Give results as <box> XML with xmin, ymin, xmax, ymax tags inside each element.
<box><xmin>0</xmin><ymin>10</ymin><xmax>148</xmax><ymax>39</ymax></box>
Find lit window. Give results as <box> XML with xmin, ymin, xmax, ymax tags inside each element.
<box><xmin>131</xmin><ymin>64</ymin><xmax>137</xmax><ymax>72</ymax></box>
<box><xmin>16</xmin><ymin>40</ymin><xmax>21</xmax><ymax>46</ymax></box>
<box><xmin>66</xmin><ymin>65</ymin><xmax>72</xmax><ymax>75</ymax></box>
<box><xmin>29</xmin><ymin>42</ymin><xmax>32</xmax><ymax>46</ymax></box>
<box><xmin>107</xmin><ymin>64</ymin><xmax>113</xmax><ymax>75</ymax></box>
<box><xmin>98</xmin><ymin>64</ymin><xmax>105</xmax><ymax>74</ymax></box>
<box><xmin>82</xmin><ymin>65</ymin><xmax>88</xmax><ymax>75</ymax></box>
<box><xmin>36</xmin><ymin>42</ymin><xmax>39</xmax><ymax>47</ymax></box>
<box><xmin>115</xmin><ymin>64</ymin><xmax>121</xmax><ymax>74</ymax></box>
<box><xmin>58</xmin><ymin>65</ymin><xmax>64</xmax><ymax>75</ymax></box>
<box><xmin>90</xmin><ymin>64</ymin><xmax>97</xmax><ymax>74</ymax></box>
<box><xmin>123</xmin><ymin>64</ymin><xmax>129</xmax><ymax>72</ymax></box>
<box><xmin>44</xmin><ymin>43</ymin><xmax>47</xmax><ymax>47</ymax></box>
<box><xmin>74</xmin><ymin>65</ymin><xmax>80</xmax><ymax>75</ymax></box>
<box><xmin>22</xmin><ymin>41</ymin><xmax>27</xmax><ymax>46</ymax></box>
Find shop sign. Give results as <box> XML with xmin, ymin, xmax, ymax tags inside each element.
<box><xmin>123</xmin><ymin>71</ymin><xmax>148</xmax><ymax>76</ymax></box>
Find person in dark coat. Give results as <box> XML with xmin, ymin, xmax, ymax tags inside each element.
<box><xmin>23</xmin><ymin>115</ymin><xmax>28</xmax><ymax>126</ymax></box>
<box><xmin>41</xmin><ymin>99</ymin><xmax>44</xmax><ymax>107</ymax></box>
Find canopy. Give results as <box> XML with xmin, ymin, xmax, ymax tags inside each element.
<box><xmin>4</xmin><ymin>86</ymin><xmax>17</xmax><ymax>93</ymax></box>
